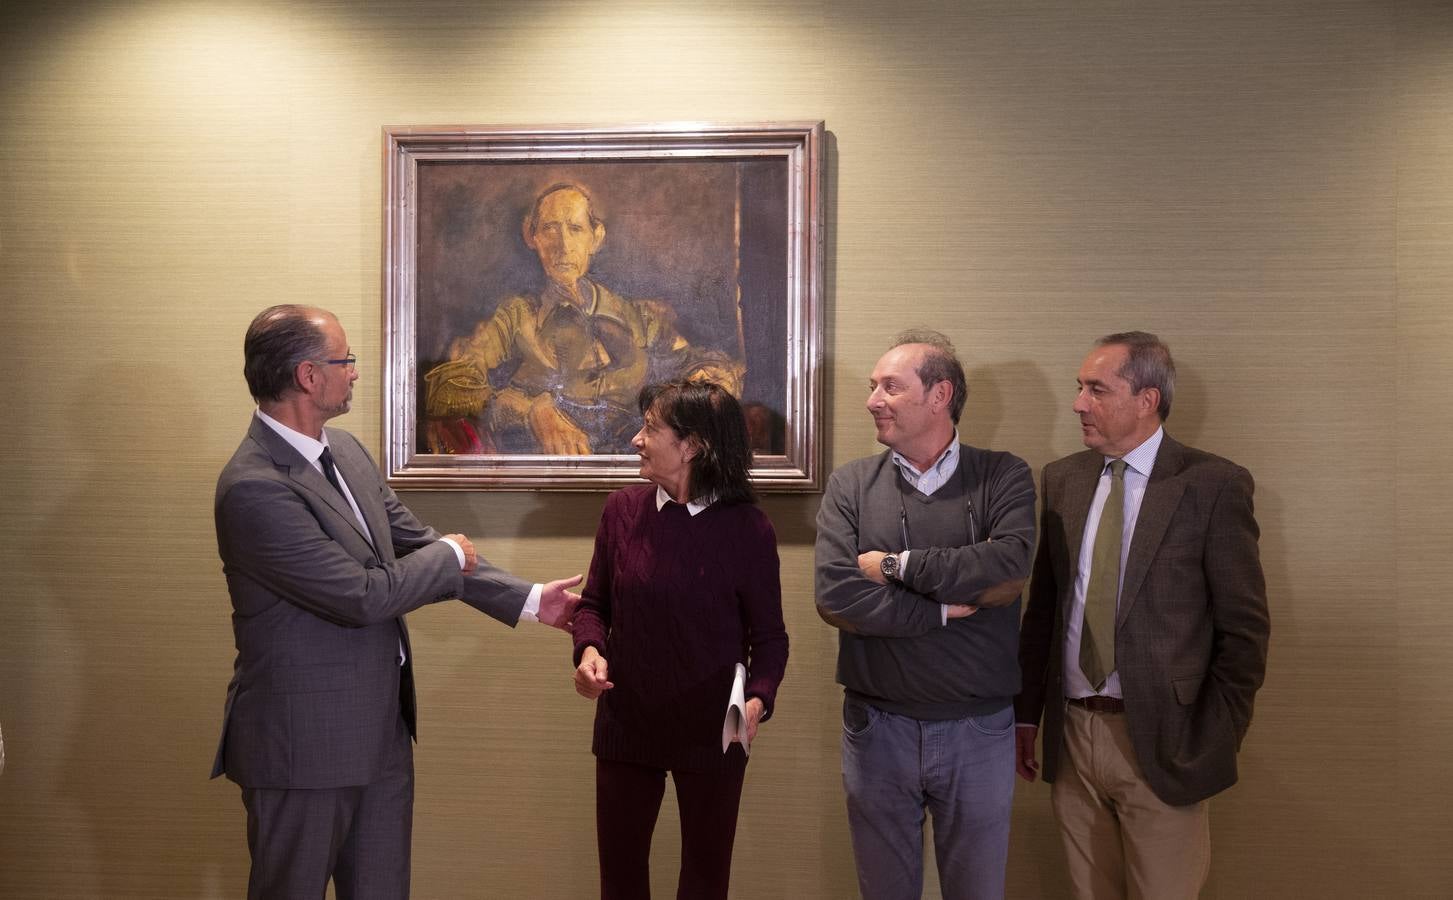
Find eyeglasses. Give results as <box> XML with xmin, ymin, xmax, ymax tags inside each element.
<box><xmin>316</xmin><ymin>354</ymin><xmax>358</xmax><ymax>370</ymax></box>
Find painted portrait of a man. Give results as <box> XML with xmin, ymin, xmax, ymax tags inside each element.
<box><xmin>382</xmin><ymin>124</ymin><xmax>823</xmax><ymax>490</ymax></box>
<box><xmin>424</xmin><ymin>181</ymin><xmax>748</xmax><ymax>455</ymax></box>
<box><xmin>414</xmin><ymin>160</ymin><xmax>788</xmax><ymax>458</ymax></box>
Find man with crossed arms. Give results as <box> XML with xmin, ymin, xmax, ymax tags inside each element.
<box><xmin>212</xmin><ymin>304</ymin><xmax>582</xmax><ymax>898</ymax></box>
<box><xmin>1016</xmin><ymin>331</ymin><xmax>1269</xmax><ymax>899</ymax></box>
<box><xmin>816</xmin><ymin>330</ymin><xmax>1036</xmax><ymax>899</ymax></box>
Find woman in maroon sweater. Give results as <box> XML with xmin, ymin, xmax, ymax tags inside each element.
<box><xmin>572</xmin><ymin>380</ymin><xmax>788</xmax><ymax>900</ymax></box>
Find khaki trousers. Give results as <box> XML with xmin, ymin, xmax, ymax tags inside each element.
<box><xmin>1051</xmin><ymin>704</ymin><xmax>1210</xmax><ymax>900</ymax></box>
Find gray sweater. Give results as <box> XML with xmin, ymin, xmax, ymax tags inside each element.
<box><xmin>815</xmin><ymin>445</ymin><xmax>1037</xmax><ymax>719</ymax></box>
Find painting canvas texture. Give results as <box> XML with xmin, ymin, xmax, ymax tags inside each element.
<box><xmin>414</xmin><ymin>159</ymin><xmax>789</xmax><ymax>458</ymax></box>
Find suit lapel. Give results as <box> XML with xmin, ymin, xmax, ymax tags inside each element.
<box><xmin>1118</xmin><ymin>435</ymin><xmax>1187</xmax><ymax>624</ymax></box>
<box><xmin>248</xmin><ymin>418</ymin><xmax>376</xmax><ymax>552</ymax></box>
<box><xmin>326</xmin><ymin>430</ymin><xmax>392</xmax><ymax>562</ymax></box>
<box><xmin>1059</xmin><ymin>451</ymin><xmax>1103</xmax><ymax>609</ymax></box>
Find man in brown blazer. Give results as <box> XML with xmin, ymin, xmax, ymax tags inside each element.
<box><xmin>1015</xmin><ymin>332</ymin><xmax>1269</xmax><ymax>899</ymax></box>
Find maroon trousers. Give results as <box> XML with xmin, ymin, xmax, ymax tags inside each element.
<box><xmin>595</xmin><ymin>745</ymin><xmax>749</xmax><ymax>900</ymax></box>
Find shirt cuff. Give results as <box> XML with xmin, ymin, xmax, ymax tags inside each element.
<box><xmin>439</xmin><ymin>536</ymin><xmax>465</xmax><ymax>570</ymax></box>
<box><xmin>518</xmin><ymin>583</ymin><xmax>543</xmax><ymax>623</ymax></box>
<box><xmin>894</xmin><ymin>550</ymin><xmax>946</xmax><ymax>626</ymax></box>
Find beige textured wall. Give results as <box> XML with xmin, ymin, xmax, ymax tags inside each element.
<box><xmin>1</xmin><ymin>1</ymin><xmax>1449</xmax><ymax>897</ymax></box>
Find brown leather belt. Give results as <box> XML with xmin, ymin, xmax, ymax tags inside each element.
<box><xmin>1068</xmin><ymin>695</ymin><xmax>1125</xmax><ymax>714</ymax></box>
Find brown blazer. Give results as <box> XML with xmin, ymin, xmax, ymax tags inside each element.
<box><xmin>1016</xmin><ymin>434</ymin><xmax>1269</xmax><ymax>806</ymax></box>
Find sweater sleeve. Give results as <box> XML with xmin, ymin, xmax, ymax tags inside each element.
<box><xmin>740</xmin><ymin>509</ymin><xmax>789</xmax><ymax>720</ymax></box>
<box><xmin>572</xmin><ymin>492</ymin><xmax>619</xmax><ymax>666</ymax></box>
<box><xmin>814</xmin><ymin>465</ymin><xmax>945</xmax><ymax>638</ymax></box>
<box><xmin>899</xmin><ymin>451</ymin><xmax>1037</xmax><ymax>607</ymax></box>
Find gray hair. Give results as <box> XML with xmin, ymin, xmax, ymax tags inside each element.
<box><xmin>525</xmin><ymin>182</ymin><xmax>603</xmax><ymax>235</ymax></box>
<box><xmin>244</xmin><ymin>305</ymin><xmax>331</xmax><ymax>402</ymax></box>
<box><xmin>1096</xmin><ymin>331</ymin><xmax>1176</xmax><ymax>421</ymax></box>
<box><xmin>889</xmin><ymin>328</ymin><xmax>968</xmax><ymax>423</ymax></box>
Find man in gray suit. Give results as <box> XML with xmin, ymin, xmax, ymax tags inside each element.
<box><xmin>212</xmin><ymin>304</ymin><xmax>582</xmax><ymax>899</ymax></box>
<box><xmin>1015</xmin><ymin>332</ymin><xmax>1269</xmax><ymax>900</ymax></box>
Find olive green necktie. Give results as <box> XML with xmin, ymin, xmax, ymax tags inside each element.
<box><xmin>1080</xmin><ymin>459</ymin><xmax>1127</xmax><ymax>690</ymax></box>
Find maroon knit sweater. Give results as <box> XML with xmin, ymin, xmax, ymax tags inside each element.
<box><xmin>572</xmin><ymin>484</ymin><xmax>789</xmax><ymax>773</ymax></box>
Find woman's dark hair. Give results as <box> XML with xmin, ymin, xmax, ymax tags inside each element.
<box><xmin>638</xmin><ymin>380</ymin><xmax>757</xmax><ymax>505</ymax></box>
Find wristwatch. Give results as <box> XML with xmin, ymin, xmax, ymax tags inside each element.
<box><xmin>880</xmin><ymin>552</ymin><xmax>901</xmax><ymax>582</ymax></box>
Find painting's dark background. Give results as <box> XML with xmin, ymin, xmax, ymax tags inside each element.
<box><xmin>414</xmin><ymin>158</ymin><xmax>789</xmax><ymax>453</ymax></box>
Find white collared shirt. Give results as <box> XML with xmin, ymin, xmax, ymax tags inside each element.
<box><xmin>1064</xmin><ymin>426</ymin><xmax>1165</xmax><ymax>700</ymax></box>
<box><xmin>654</xmin><ymin>484</ymin><xmax>716</xmax><ymax>516</ymax></box>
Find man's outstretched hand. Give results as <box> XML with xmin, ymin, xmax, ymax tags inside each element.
<box><xmin>539</xmin><ymin>574</ymin><xmax>584</xmax><ymax>630</ymax></box>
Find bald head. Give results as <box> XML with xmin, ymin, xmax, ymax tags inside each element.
<box><xmin>243</xmin><ymin>305</ymin><xmax>334</xmax><ymax>402</ymax></box>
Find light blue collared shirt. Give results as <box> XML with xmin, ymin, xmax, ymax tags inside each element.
<box><xmin>890</xmin><ymin>431</ymin><xmax>961</xmax><ymax>626</ymax></box>
<box><xmin>889</xmin><ymin>430</ymin><xmax>961</xmax><ymax>498</ymax></box>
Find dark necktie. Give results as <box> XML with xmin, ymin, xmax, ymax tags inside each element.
<box><xmin>318</xmin><ymin>446</ymin><xmax>346</xmax><ymax>499</ymax></box>
<box><xmin>320</xmin><ymin>446</ymin><xmax>377</xmax><ymax>551</ymax></box>
<box><xmin>1080</xmin><ymin>459</ymin><xmax>1127</xmax><ymax>691</ymax></box>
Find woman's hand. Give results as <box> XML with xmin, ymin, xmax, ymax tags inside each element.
<box><xmin>574</xmin><ymin>646</ymin><xmax>614</xmax><ymax>700</ymax></box>
<box><xmin>745</xmin><ymin>697</ymin><xmax>766</xmax><ymax>743</ymax></box>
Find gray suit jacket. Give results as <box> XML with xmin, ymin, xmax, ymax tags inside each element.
<box><xmin>211</xmin><ymin>416</ymin><xmax>530</xmax><ymax>789</ymax></box>
<box><xmin>1016</xmin><ymin>434</ymin><xmax>1270</xmax><ymax>806</ymax></box>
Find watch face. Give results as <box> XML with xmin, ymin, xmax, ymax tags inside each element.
<box><xmin>881</xmin><ymin>555</ymin><xmax>898</xmax><ymax>579</ymax></box>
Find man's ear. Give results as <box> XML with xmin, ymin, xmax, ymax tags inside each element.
<box><xmin>930</xmin><ymin>379</ymin><xmax>954</xmax><ymax>412</ymax></box>
<box><xmin>590</xmin><ymin>221</ymin><xmax>606</xmax><ymax>253</ymax></box>
<box><xmin>1137</xmin><ymin>386</ymin><xmax>1161</xmax><ymax>420</ymax></box>
<box><xmin>521</xmin><ymin>215</ymin><xmax>537</xmax><ymax>251</ymax></box>
<box><xmin>293</xmin><ymin>359</ymin><xmax>321</xmax><ymax>397</ymax></box>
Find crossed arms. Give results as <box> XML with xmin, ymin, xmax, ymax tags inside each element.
<box><xmin>814</xmin><ymin>453</ymin><xmax>1037</xmax><ymax>638</ymax></box>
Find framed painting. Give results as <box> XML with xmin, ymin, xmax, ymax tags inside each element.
<box><xmin>382</xmin><ymin>121</ymin><xmax>824</xmax><ymax>491</ymax></box>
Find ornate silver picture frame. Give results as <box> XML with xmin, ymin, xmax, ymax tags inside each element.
<box><xmin>382</xmin><ymin>121</ymin><xmax>824</xmax><ymax>491</ymax></box>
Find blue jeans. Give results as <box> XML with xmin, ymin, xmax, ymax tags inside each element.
<box><xmin>841</xmin><ymin>695</ymin><xmax>1015</xmax><ymax>900</ymax></box>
